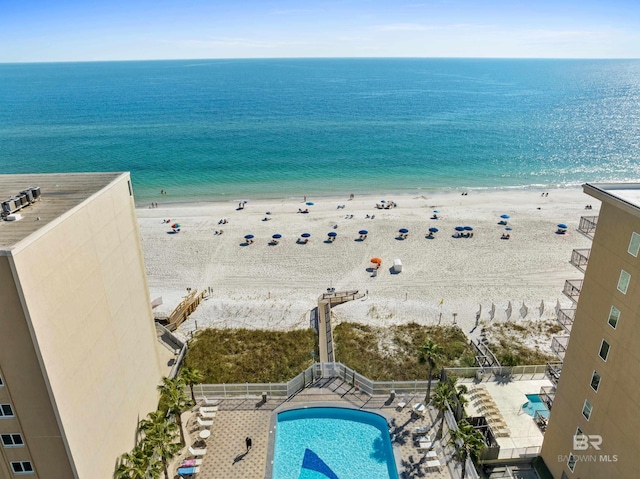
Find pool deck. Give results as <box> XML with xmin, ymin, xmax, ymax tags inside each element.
<box><xmin>172</xmin><ymin>378</ymin><xmax>456</xmax><ymax>479</ymax></box>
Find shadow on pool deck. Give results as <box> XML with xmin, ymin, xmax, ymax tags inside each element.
<box><xmin>169</xmin><ymin>378</ymin><xmax>455</xmax><ymax>479</ymax></box>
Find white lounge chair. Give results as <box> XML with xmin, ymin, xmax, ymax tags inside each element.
<box><xmin>180</xmin><ymin>459</ymin><xmax>203</xmax><ymax>466</ymax></box>
<box><xmin>200</xmin><ymin>406</ymin><xmax>219</xmax><ymax>413</ymax></box>
<box><xmin>413</xmin><ymin>426</ymin><xmax>431</xmax><ymax>435</ymax></box>
<box><xmin>188</xmin><ymin>445</ymin><xmax>207</xmax><ymax>456</ymax></box>
<box><xmin>202</xmin><ymin>398</ymin><xmax>219</xmax><ymax>406</ymax></box>
<box><xmin>412</xmin><ymin>403</ymin><xmax>426</xmax><ymax>417</ymax></box>
<box><xmin>396</xmin><ymin>395</ymin><xmax>408</xmax><ymax>410</ymax></box>
<box><xmin>425</xmin><ymin>458</ymin><xmax>443</xmax><ymax>472</ymax></box>
<box><xmin>197</xmin><ymin>417</ymin><xmax>213</xmax><ymax>429</ymax></box>
<box><xmin>199</xmin><ymin>411</ymin><xmax>217</xmax><ymax>419</ymax></box>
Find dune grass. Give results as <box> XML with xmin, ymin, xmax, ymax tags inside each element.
<box><xmin>184</xmin><ymin>328</ymin><xmax>317</xmax><ymax>383</ymax></box>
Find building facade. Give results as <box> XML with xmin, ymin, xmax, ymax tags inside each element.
<box><xmin>541</xmin><ymin>183</ymin><xmax>640</xmax><ymax>478</ymax></box>
<box><xmin>0</xmin><ymin>173</ymin><xmax>165</xmax><ymax>478</ymax></box>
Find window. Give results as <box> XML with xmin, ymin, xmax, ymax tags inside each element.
<box><xmin>567</xmin><ymin>453</ymin><xmax>577</xmax><ymax>472</ymax></box>
<box><xmin>617</xmin><ymin>270</ymin><xmax>631</xmax><ymax>294</ymax></box>
<box><xmin>598</xmin><ymin>340</ymin><xmax>610</xmax><ymax>361</ymax></box>
<box><xmin>1</xmin><ymin>434</ymin><xmax>24</xmax><ymax>447</ymax></box>
<box><xmin>608</xmin><ymin>306</ymin><xmax>620</xmax><ymax>329</ymax></box>
<box><xmin>10</xmin><ymin>461</ymin><xmax>34</xmax><ymax>474</ymax></box>
<box><xmin>629</xmin><ymin>232</ymin><xmax>640</xmax><ymax>257</ymax></box>
<box><xmin>0</xmin><ymin>404</ymin><xmax>14</xmax><ymax>417</ymax></box>
<box><xmin>590</xmin><ymin>371</ymin><xmax>601</xmax><ymax>392</ymax></box>
<box><xmin>582</xmin><ymin>399</ymin><xmax>593</xmax><ymax>420</ymax></box>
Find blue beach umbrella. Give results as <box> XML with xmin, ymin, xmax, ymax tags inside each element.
<box><xmin>301</xmin><ymin>233</ymin><xmax>311</xmax><ymax>238</ymax></box>
<box><xmin>501</xmin><ymin>214</ymin><xmax>510</xmax><ymax>219</ymax></box>
<box><xmin>399</xmin><ymin>228</ymin><xmax>409</xmax><ymax>234</ymax></box>
<box><xmin>429</xmin><ymin>227</ymin><xmax>439</xmax><ymax>233</ymax></box>
<box><xmin>455</xmin><ymin>226</ymin><xmax>465</xmax><ymax>231</ymax></box>
<box><xmin>380</xmin><ymin>200</ymin><xmax>386</xmax><ymax>203</ymax></box>
<box><xmin>464</xmin><ymin>226</ymin><xmax>473</xmax><ymax>231</ymax></box>
<box><xmin>244</xmin><ymin>234</ymin><xmax>254</xmax><ymax>239</ymax></box>
<box><xmin>505</xmin><ymin>227</ymin><xmax>513</xmax><ymax>231</ymax></box>
<box><xmin>272</xmin><ymin>234</ymin><xmax>282</xmax><ymax>239</ymax></box>
<box><xmin>557</xmin><ymin>223</ymin><xmax>568</xmax><ymax>229</ymax></box>
<box><xmin>306</xmin><ymin>202</ymin><xmax>314</xmax><ymax>206</ymax></box>
<box><xmin>359</xmin><ymin>230</ymin><xmax>369</xmax><ymax>235</ymax></box>
<box><xmin>433</xmin><ymin>210</ymin><xmax>439</xmax><ymax>213</ymax></box>
<box><xmin>328</xmin><ymin>231</ymin><xmax>338</xmax><ymax>237</ymax></box>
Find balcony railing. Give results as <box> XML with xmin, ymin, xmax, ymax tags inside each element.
<box><xmin>563</xmin><ymin>279</ymin><xmax>583</xmax><ymax>304</ymax></box>
<box><xmin>578</xmin><ymin>216</ymin><xmax>598</xmax><ymax>239</ymax></box>
<box><xmin>539</xmin><ymin>386</ymin><xmax>556</xmax><ymax>411</ymax></box>
<box><xmin>545</xmin><ymin>362</ymin><xmax>563</xmax><ymax>386</ymax></box>
<box><xmin>551</xmin><ymin>336</ymin><xmax>570</xmax><ymax>361</ymax></box>
<box><xmin>570</xmin><ymin>249</ymin><xmax>590</xmax><ymax>273</ymax></box>
<box><xmin>557</xmin><ymin>308</ymin><xmax>576</xmax><ymax>333</ymax></box>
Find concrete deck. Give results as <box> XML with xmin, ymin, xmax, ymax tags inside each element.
<box><xmin>171</xmin><ymin>378</ymin><xmax>459</xmax><ymax>478</ymax></box>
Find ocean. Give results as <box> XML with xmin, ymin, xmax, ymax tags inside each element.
<box><xmin>1</xmin><ymin>58</ymin><xmax>639</xmax><ymax>205</ymax></box>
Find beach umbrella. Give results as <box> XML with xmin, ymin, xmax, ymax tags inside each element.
<box><xmin>380</xmin><ymin>200</ymin><xmax>387</xmax><ymax>203</ymax></box>
<box><xmin>328</xmin><ymin>231</ymin><xmax>338</xmax><ymax>237</ymax></box>
<box><xmin>301</xmin><ymin>233</ymin><xmax>311</xmax><ymax>238</ymax></box>
<box><xmin>429</xmin><ymin>227</ymin><xmax>439</xmax><ymax>233</ymax></box>
<box><xmin>500</xmin><ymin>214</ymin><xmax>510</xmax><ymax>219</ymax></box>
<box><xmin>557</xmin><ymin>223</ymin><xmax>568</xmax><ymax>229</ymax></box>
<box><xmin>399</xmin><ymin>228</ymin><xmax>409</xmax><ymax>234</ymax></box>
<box><xmin>505</xmin><ymin>227</ymin><xmax>513</xmax><ymax>231</ymax></box>
<box><xmin>171</xmin><ymin>223</ymin><xmax>181</xmax><ymax>229</ymax></box>
<box><xmin>306</xmin><ymin>202</ymin><xmax>314</xmax><ymax>206</ymax></box>
<box><xmin>244</xmin><ymin>234</ymin><xmax>254</xmax><ymax>239</ymax></box>
<box><xmin>370</xmin><ymin>257</ymin><xmax>382</xmax><ymax>264</ymax></box>
<box><xmin>464</xmin><ymin>226</ymin><xmax>473</xmax><ymax>231</ymax></box>
<box><xmin>359</xmin><ymin>230</ymin><xmax>369</xmax><ymax>235</ymax></box>
<box><xmin>433</xmin><ymin>210</ymin><xmax>439</xmax><ymax>213</ymax></box>
<box><xmin>455</xmin><ymin>226</ymin><xmax>465</xmax><ymax>231</ymax></box>
<box><xmin>272</xmin><ymin>234</ymin><xmax>282</xmax><ymax>239</ymax></box>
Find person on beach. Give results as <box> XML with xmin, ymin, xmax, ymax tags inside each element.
<box><xmin>245</xmin><ymin>437</ymin><xmax>252</xmax><ymax>452</ymax></box>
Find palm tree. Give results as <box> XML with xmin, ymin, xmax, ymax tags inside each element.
<box><xmin>179</xmin><ymin>366</ymin><xmax>204</xmax><ymax>404</ymax></box>
<box><xmin>431</xmin><ymin>381</ymin><xmax>455</xmax><ymax>439</ymax></box>
<box><xmin>419</xmin><ymin>339</ymin><xmax>443</xmax><ymax>403</ymax></box>
<box><xmin>448</xmin><ymin>420</ymin><xmax>486</xmax><ymax>479</ymax></box>
<box><xmin>158</xmin><ymin>377</ymin><xmax>189</xmax><ymax>446</ymax></box>
<box><xmin>114</xmin><ymin>442</ymin><xmax>161</xmax><ymax>479</ymax></box>
<box><xmin>142</xmin><ymin>419</ymin><xmax>181</xmax><ymax>479</ymax></box>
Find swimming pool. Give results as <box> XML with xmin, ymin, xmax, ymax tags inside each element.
<box><xmin>271</xmin><ymin>407</ymin><xmax>398</xmax><ymax>479</ymax></box>
<box><xmin>522</xmin><ymin>394</ymin><xmax>549</xmax><ymax>418</ymax></box>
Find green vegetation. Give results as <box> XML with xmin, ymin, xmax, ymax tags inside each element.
<box><xmin>184</xmin><ymin>328</ymin><xmax>317</xmax><ymax>383</ymax></box>
<box><xmin>334</xmin><ymin>322</ymin><xmax>477</xmax><ymax>380</ymax></box>
<box><xmin>449</xmin><ymin>419</ymin><xmax>486</xmax><ymax>479</ymax></box>
<box><xmin>485</xmin><ymin>320</ymin><xmax>559</xmax><ymax>365</ymax></box>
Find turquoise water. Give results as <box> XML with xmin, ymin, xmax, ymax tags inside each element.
<box><xmin>523</xmin><ymin>394</ymin><xmax>550</xmax><ymax>419</ymax></box>
<box><xmin>272</xmin><ymin>407</ymin><xmax>397</xmax><ymax>479</ymax></box>
<box><xmin>1</xmin><ymin>59</ymin><xmax>640</xmax><ymax>205</ymax></box>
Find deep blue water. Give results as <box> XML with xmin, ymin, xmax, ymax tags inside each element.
<box><xmin>1</xmin><ymin>58</ymin><xmax>639</xmax><ymax>204</ymax></box>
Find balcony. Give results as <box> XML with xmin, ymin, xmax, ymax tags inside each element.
<box><xmin>570</xmin><ymin>249</ymin><xmax>590</xmax><ymax>273</ymax></box>
<box><xmin>539</xmin><ymin>385</ymin><xmax>556</xmax><ymax>411</ymax></box>
<box><xmin>557</xmin><ymin>308</ymin><xmax>576</xmax><ymax>333</ymax></box>
<box><xmin>563</xmin><ymin>279</ymin><xmax>583</xmax><ymax>304</ymax></box>
<box><xmin>578</xmin><ymin>216</ymin><xmax>598</xmax><ymax>239</ymax></box>
<box><xmin>551</xmin><ymin>336</ymin><xmax>570</xmax><ymax>361</ymax></box>
<box><xmin>545</xmin><ymin>362</ymin><xmax>563</xmax><ymax>386</ymax></box>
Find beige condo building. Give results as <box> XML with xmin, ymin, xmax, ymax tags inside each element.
<box><xmin>541</xmin><ymin>183</ymin><xmax>640</xmax><ymax>478</ymax></box>
<box><xmin>0</xmin><ymin>173</ymin><xmax>167</xmax><ymax>478</ymax></box>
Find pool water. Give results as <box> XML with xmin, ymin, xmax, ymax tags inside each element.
<box><xmin>272</xmin><ymin>407</ymin><xmax>398</xmax><ymax>479</ymax></box>
<box><xmin>522</xmin><ymin>394</ymin><xmax>549</xmax><ymax>418</ymax></box>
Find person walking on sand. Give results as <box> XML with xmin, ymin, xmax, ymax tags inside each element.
<box><xmin>245</xmin><ymin>437</ymin><xmax>252</xmax><ymax>452</ymax></box>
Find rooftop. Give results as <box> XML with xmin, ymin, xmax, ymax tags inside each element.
<box><xmin>584</xmin><ymin>182</ymin><xmax>640</xmax><ymax>213</ymax></box>
<box><xmin>0</xmin><ymin>172</ymin><xmax>124</xmax><ymax>251</ymax></box>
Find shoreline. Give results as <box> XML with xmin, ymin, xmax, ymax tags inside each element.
<box><xmin>137</xmin><ymin>186</ymin><xmax>594</xmax><ymax>353</ymax></box>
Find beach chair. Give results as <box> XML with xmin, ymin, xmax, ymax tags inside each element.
<box><xmin>197</xmin><ymin>417</ymin><xmax>213</xmax><ymax>429</ymax></box>
<box><xmin>412</xmin><ymin>403</ymin><xmax>426</xmax><ymax>417</ymax></box>
<box><xmin>396</xmin><ymin>395</ymin><xmax>408</xmax><ymax>410</ymax></box>
<box><xmin>188</xmin><ymin>445</ymin><xmax>207</xmax><ymax>456</ymax></box>
<box><xmin>202</xmin><ymin>398</ymin><xmax>219</xmax><ymax>406</ymax></box>
<box><xmin>413</xmin><ymin>426</ymin><xmax>431</xmax><ymax>436</ymax></box>
<box><xmin>177</xmin><ymin>466</ymin><xmax>199</xmax><ymax>477</ymax></box>
<box><xmin>199</xmin><ymin>405</ymin><xmax>219</xmax><ymax>413</ymax></box>
<box><xmin>199</xmin><ymin>410</ymin><xmax>217</xmax><ymax>419</ymax></box>
<box><xmin>425</xmin><ymin>458</ymin><xmax>443</xmax><ymax>472</ymax></box>
<box><xmin>180</xmin><ymin>458</ymin><xmax>203</xmax><ymax>467</ymax></box>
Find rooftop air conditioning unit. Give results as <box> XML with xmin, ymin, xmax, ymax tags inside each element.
<box><xmin>16</xmin><ymin>193</ymin><xmax>28</xmax><ymax>207</ymax></box>
<box><xmin>1</xmin><ymin>198</ymin><xmax>21</xmax><ymax>215</ymax></box>
<box><xmin>20</xmin><ymin>189</ymin><xmax>34</xmax><ymax>203</ymax></box>
<box><xmin>29</xmin><ymin>186</ymin><xmax>41</xmax><ymax>200</ymax></box>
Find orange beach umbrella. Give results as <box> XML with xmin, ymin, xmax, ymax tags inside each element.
<box><xmin>370</xmin><ymin>257</ymin><xmax>382</xmax><ymax>264</ymax></box>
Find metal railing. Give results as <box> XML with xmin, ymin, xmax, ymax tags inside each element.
<box><xmin>545</xmin><ymin>362</ymin><xmax>562</xmax><ymax>386</ymax></box>
<box><xmin>539</xmin><ymin>386</ymin><xmax>556</xmax><ymax>410</ymax></box>
<box><xmin>578</xmin><ymin>215</ymin><xmax>598</xmax><ymax>239</ymax></box>
<box><xmin>556</xmin><ymin>308</ymin><xmax>576</xmax><ymax>333</ymax></box>
<box><xmin>570</xmin><ymin>249</ymin><xmax>590</xmax><ymax>273</ymax></box>
<box><xmin>496</xmin><ymin>446</ymin><xmax>542</xmax><ymax>460</ymax></box>
<box><xmin>551</xmin><ymin>336</ymin><xmax>570</xmax><ymax>361</ymax></box>
<box><xmin>562</xmin><ymin>279</ymin><xmax>583</xmax><ymax>304</ymax></box>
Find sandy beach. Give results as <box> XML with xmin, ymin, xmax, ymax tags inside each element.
<box><xmin>138</xmin><ymin>188</ymin><xmax>594</xmax><ymax>351</ymax></box>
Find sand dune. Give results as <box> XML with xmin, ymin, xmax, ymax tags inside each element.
<box><xmin>138</xmin><ymin>188</ymin><xmax>593</xmax><ymax>349</ymax></box>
